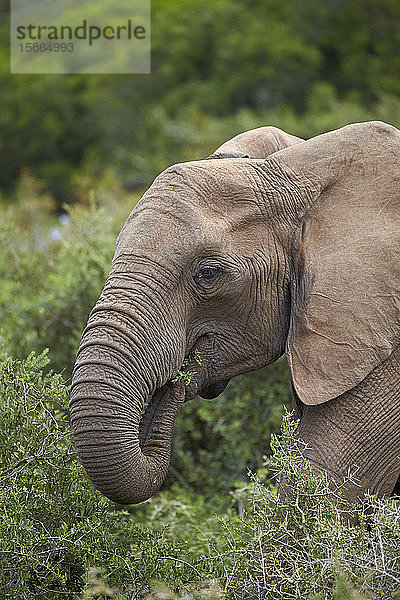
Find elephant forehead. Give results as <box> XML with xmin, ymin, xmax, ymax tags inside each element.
<box><xmin>115</xmin><ymin>160</ymin><xmax>266</xmax><ymax>261</ymax></box>
<box><xmin>129</xmin><ymin>160</ymin><xmax>262</xmax><ymax>227</ymax></box>
<box><xmin>115</xmin><ymin>202</ymin><xmax>224</xmax><ymax>263</ymax></box>
<box><xmin>157</xmin><ymin>160</ymin><xmax>260</xmax><ymax>210</ymax></box>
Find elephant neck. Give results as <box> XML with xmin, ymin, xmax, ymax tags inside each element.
<box><xmin>294</xmin><ymin>345</ymin><xmax>400</xmax><ymax>502</ymax></box>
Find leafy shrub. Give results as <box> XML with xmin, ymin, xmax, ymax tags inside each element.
<box><xmin>0</xmin><ymin>352</ymin><xmax>217</xmax><ymax>598</ymax></box>
<box><xmin>216</xmin><ymin>414</ymin><xmax>400</xmax><ymax>599</ymax></box>
<box><xmin>0</xmin><ymin>186</ymin><xmax>131</xmax><ymax>377</ymax></box>
<box><xmin>119</xmin><ymin>413</ymin><xmax>400</xmax><ymax>599</ymax></box>
<box><xmin>0</xmin><ymin>352</ymin><xmax>399</xmax><ymax>599</ymax></box>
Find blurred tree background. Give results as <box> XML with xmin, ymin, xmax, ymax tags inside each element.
<box><xmin>1</xmin><ymin>0</ymin><xmax>400</xmax><ymax>500</ymax></box>
<box><xmin>1</xmin><ymin>0</ymin><xmax>400</xmax><ymax>206</ymax></box>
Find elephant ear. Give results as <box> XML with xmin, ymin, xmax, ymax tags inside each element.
<box><xmin>207</xmin><ymin>126</ymin><xmax>303</xmax><ymax>159</ymax></box>
<box><xmin>271</xmin><ymin>121</ymin><xmax>400</xmax><ymax>405</ymax></box>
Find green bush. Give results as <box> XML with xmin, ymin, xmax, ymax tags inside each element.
<box><xmin>144</xmin><ymin>415</ymin><xmax>400</xmax><ymax>599</ymax></box>
<box><xmin>217</xmin><ymin>415</ymin><xmax>400</xmax><ymax>599</ymax></box>
<box><xmin>0</xmin><ymin>188</ymin><xmax>130</xmax><ymax>377</ymax></box>
<box><xmin>0</xmin><ymin>352</ymin><xmax>399</xmax><ymax>599</ymax></box>
<box><xmin>169</xmin><ymin>358</ymin><xmax>291</xmax><ymax>499</ymax></box>
<box><xmin>0</xmin><ymin>351</ymin><xmax>218</xmax><ymax>598</ymax></box>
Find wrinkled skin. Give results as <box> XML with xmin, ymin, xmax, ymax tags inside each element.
<box><xmin>70</xmin><ymin>122</ymin><xmax>400</xmax><ymax>505</ymax></box>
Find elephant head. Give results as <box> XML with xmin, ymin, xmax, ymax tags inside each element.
<box><xmin>70</xmin><ymin>121</ymin><xmax>400</xmax><ymax>505</ymax></box>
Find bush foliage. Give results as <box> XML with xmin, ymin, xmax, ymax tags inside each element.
<box><xmin>0</xmin><ymin>353</ymin><xmax>399</xmax><ymax>599</ymax></box>
<box><xmin>0</xmin><ymin>352</ymin><xmax>220</xmax><ymax>598</ymax></box>
<box><xmin>0</xmin><ymin>189</ymin><xmax>126</xmax><ymax>376</ymax></box>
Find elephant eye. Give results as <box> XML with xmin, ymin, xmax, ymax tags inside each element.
<box><xmin>194</xmin><ymin>265</ymin><xmax>222</xmax><ymax>286</ymax></box>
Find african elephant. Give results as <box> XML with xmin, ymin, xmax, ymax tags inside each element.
<box><xmin>70</xmin><ymin>121</ymin><xmax>400</xmax><ymax>506</ymax></box>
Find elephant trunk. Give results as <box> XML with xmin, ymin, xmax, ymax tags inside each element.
<box><xmin>70</xmin><ymin>300</ymin><xmax>185</xmax><ymax>504</ymax></box>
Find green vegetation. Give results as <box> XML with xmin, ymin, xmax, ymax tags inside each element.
<box><xmin>0</xmin><ymin>352</ymin><xmax>216</xmax><ymax>598</ymax></box>
<box><xmin>173</xmin><ymin>349</ymin><xmax>203</xmax><ymax>385</ymax></box>
<box><xmin>171</xmin><ymin>358</ymin><xmax>290</xmax><ymax>498</ymax></box>
<box><xmin>0</xmin><ymin>354</ymin><xmax>398</xmax><ymax>598</ymax></box>
<box><xmin>2</xmin><ymin>0</ymin><xmax>400</xmax><ymax>207</ymax></box>
<box><xmin>0</xmin><ymin>177</ymin><xmax>132</xmax><ymax>377</ymax></box>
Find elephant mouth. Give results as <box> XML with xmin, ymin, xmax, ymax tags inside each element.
<box><xmin>198</xmin><ymin>379</ymin><xmax>230</xmax><ymax>399</ymax></box>
<box><xmin>138</xmin><ymin>335</ymin><xmax>229</xmax><ymax>454</ymax></box>
<box><xmin>173</xmin><ymin>335</ymin><xmax>230</xmax><ymax>401</ymax></box>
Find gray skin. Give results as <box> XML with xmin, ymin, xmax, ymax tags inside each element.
<box><xmin>70</xmin><ymin>122</ymin><xmax>400</xmax><ymax>505</ymax></box>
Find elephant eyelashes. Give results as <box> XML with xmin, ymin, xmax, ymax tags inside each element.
<box><xmin>193</xmin><ymin>266</ymin><xmax>222</xmax><ymax>286</ymax></box>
